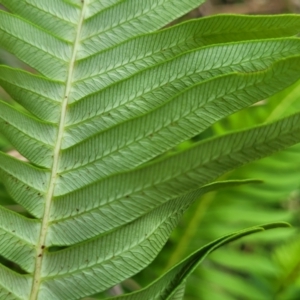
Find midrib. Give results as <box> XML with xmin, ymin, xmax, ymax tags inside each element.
<box><xmin>29</xmin><ymin>2</ymin><xmax>88</xmax><ymax>299</ymax></box>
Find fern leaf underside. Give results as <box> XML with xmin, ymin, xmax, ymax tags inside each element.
<box><xmin>0</xmin><ymin>1</ymin><xmax>300</xmax><ymax>299</ymax></box>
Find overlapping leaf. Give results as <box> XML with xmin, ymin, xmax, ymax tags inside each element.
<box><xmin>106</xmin><ymin>223</ymin><xmax>290</xmax><ymax>300</ymax></box>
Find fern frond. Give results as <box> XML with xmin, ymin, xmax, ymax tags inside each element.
<box><xmin>164</xmin><ymin>74</ymin><xmax>300</xmax><ymax>300</ymax></box>
<box><xmin>1</xmin><ymin>1</ymin><xmax>300</xmax><ymax>299</ymax></box>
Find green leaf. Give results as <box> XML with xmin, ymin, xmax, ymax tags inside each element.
<box><xmin>50</xmin><ymin>111</ymin><xmax>300</xmax><ymax>246</ymax></box>
<box><xmin>106</xmin><ymin>223</ymin><xmax>290</xmax><ymax>300</ymax></box>
<box><xmin>273</xmin><ymin>237</ymin><xmax>300</xmax><ymax>299</ymax></box>
<box><xmin>59</xmin><ymin>57</ymin><xmax>300</xmax><ymax>186</ymax></box>
<box><xmin>73</xmin><ymin>14</ymin><xmax>300</xmax><ymax>96</ymax></box>
<box><xmin>1</xmin><ymin>1</ymin><xmax>300</xmax><ymax>299</ymax></box>
<box><xmin>34</xmin><ymin>180</ymin><xmax>259</xmax><ymax>299</ymax></box>
<box><xmin>164</xmin><ymin>68</ymin><xmax>300</xmax><ymax>300</ymax></box>
<box><xmin>0</xmin><ymin>264</ymin><xmax>32</xmax><ymax>300</ymax></box>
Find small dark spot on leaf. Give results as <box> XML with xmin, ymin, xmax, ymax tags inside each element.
<box><xmin>41</xmin><ymin>245</ymin><xmax>45</xmax><ymax>249</ymax></box>
<box><xmin>76</xmin><ymin>208</ymin><xmax>79</xmax><ymax>212</ymax></box>
<box><xmin>38</xmin><ymin>254</ymin><xmax>42</xmax><ymax>257</ymax></box>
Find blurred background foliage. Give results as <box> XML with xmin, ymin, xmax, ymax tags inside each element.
<box><xmin>0</xmin><ymin>1</ymin><xmax>300</xmax><ymax>299</ymax></box>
